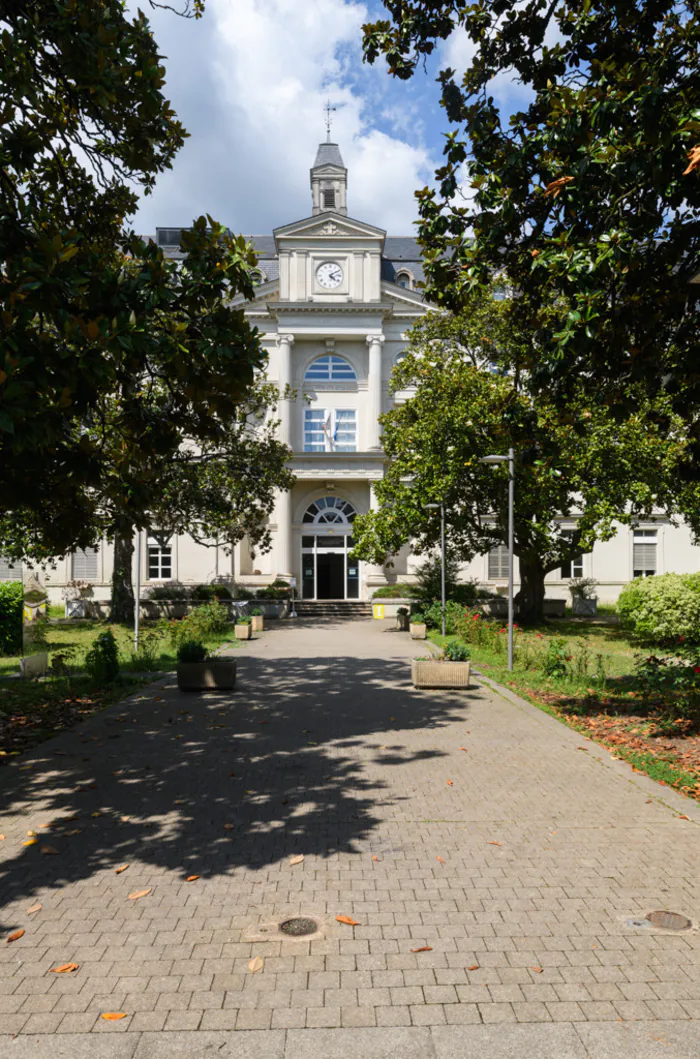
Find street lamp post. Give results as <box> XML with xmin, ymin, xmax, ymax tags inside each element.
<box><xmin>424</xmin><ymin>502</ymin><xmax>446</xmax><ymax>637</ymax></box>
<box><xmin>480</xmin><ymin>449</ymin><xmax>515</xmax><ymax>672</ymax></box>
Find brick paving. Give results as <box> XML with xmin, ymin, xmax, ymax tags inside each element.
<box><xmin>1</xmin><ymin>617</ymin><xmax>699</xmax><ymax>1050</ymax></box>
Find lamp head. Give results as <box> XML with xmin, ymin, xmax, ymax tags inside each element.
<box><xmin>480</xmin><ymin>454</ymin><xmax>508</xmax><ymax>465</ymax></box>
<box><xmin>423</xmin><ymin>503</ymin><xmax>440</xmax><ymax>510</ymax></box>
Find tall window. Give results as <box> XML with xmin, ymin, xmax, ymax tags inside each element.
<box><xmin>304</xmin><ymin>409</ymin><xmax>357</xmax><ymax>452</ymax></box>
<box><xmin>560</xmin><ymin>530</ymin><xmax>583</xmax><ymax>579</ymax></box>
<box><xmin>304</xmin><ymin>356</ymin><xmax>357</xmax><ymax>383</ymax></box>
<box><xmin>633</xmin><ymin>529</ymin><xmax>657</xmax><ymax>577</ymax></box>
<box><xmin>323</xmin><ymin>188</ymin><xmax>336</xmax><ymax>208</ymax></box>
<box><xmin>148</xmin><ymin>535</ymin><xmax>173</xmax><ymax>579</ymax></box>
<box><xmin>71</xmin><ymin>547</ymin><xmax>99</xmax><ymax>580</ymax></box>
<box><xmin>0</xmin><ymin>555</ymin><xmax>20</xmax><ymax>580</ymax></box>
<box><xmin>488</xmin><ymin>545</ymin><xmax>509</xmax><ymax>579</ymax></box>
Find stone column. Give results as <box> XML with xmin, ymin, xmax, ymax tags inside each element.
<box><xmin>364</xmin><ymin>480</ymin><xmax>388</xmax><ymax>593</ymax></box>
<box><xmin>366</xmin><ymin>334</ymin><xmax>385</xmax><ymax>450</ymax></box>
<box><xmin>276</xmin><ymin>333</ymin><xmax>295</xmax><ymax>448</ymax></box>
<box><xmin>274</xmin><ymin>487</ymin><xmax>293</xmax><ymax>580</ymax></box>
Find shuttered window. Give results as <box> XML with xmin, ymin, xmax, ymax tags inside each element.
<box><xmin>71</xmin><ymin>547</ymin><xmax>99</xmax><ymax>580</ymax></box>
<box><xmin>488</xmin><ymin>544</ymin><xmax>509</xmax><ymax>579</ymax></box>
<box><xmin>633</xmin><ymin>529</ymin><xmax>657</xmax><ymax>577</ymax></box>
<box><xmin>0</xmin><ymin>555</ymin><xmax>20</xmax><ymax>580</ymax></box>
<box><xmin>323</xmin><ymin>188</ymin><xmax>336</xmax><ymax>208</ymax></box>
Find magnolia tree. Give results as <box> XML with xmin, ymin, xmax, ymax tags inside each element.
<box><xmin>362</xmin><ymin>1</ymin><xmax>700</xmax><ymax>448</ymax></box>
<box><xmin>350</xmin><ymin>294</ymin><xmax>690</xmax><ymax>623</ymax></box>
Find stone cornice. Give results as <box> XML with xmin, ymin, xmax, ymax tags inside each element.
<box><xmin>269</xmin><ymin>302</ymin><xmax>394</xmax><ymax>316</ymax></box>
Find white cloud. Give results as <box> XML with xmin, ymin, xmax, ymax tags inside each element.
<box><xmin>130</xmin><ymin>0</ymin><xmax>436</xmax><ymax>237</ymax></box>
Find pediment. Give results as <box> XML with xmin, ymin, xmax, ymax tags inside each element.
<box><xmin>381</xmin><ymin>281</ymin><xmax>427</xmax><ymax>308</ymax></box>
<box><xmin>274</xmin><ymin>212</ymin><xmax>386</xmax><ymax>244</ymax></box>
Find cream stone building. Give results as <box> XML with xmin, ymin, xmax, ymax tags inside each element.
<box><xmin>6</xmin><ymin>139</ymin><xmax>700</xmax><ymax>606</ymax></box>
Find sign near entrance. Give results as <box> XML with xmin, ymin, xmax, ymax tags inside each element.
<box><xmin>289</xmin><ymin>577</ymin><xmax>296</xmax><ymax>588</ymax></box>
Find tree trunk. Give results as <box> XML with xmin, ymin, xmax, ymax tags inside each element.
<box><xmin>515</xmin><ymin>555</ymin><xmax>546</xmax><ymax>625</ymax></box>
<box><xmin>111</xmin><ymin>522</ymin><xmax>135</xmax><ymax>624</ymax></box>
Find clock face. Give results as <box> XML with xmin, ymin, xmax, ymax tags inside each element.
<box><xmin>316</xmin><ymin>261</ymin><xmax>344</xmax><ymax>289</ymax></box>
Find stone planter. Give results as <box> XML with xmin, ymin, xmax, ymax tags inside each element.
<box><xmin>410</xmin><ymin>622</ymin><xmax>427</xmax><ymax>640</ymax></box>
<box><xmin>235</xmin><ymin>623</ymin><xmax>253</xmax><ymax>640</ymax></box>
<box><xmin>177</xmin><ymin>660</ymin><xmax>236</xmax><ymax>692</ymax></box>
<box><xmin>254</xmin><ymin>600</ymin><xmax>289</xmax><ymax>619</ymax></box>
<box><xmin>396</xmin><ymin>613</ymin><xmax>410</xmax><ymax>631</ymax></box>
<box><xmin>411</xmin><ymin>659</ymin><xmax>471</xmax><ymax>689</ymax></box>
<box><xmin>250</xmin><ymin>614</ymin><xmax>264</xmax><ymax>632</ymax></box>
<box><xmin>543</xmin><ymin>599</ymin><xmax>567</xmax><ymax>618</ymax></box>
<box><xmin>65</xmin><ymin>599</ymin><xmax>86</xmax><ymax>618</ymax></box>
<box><xmin>572</xmin><ymin>597</ymin><xmax>598</xmax><ymax>617</ymax></box>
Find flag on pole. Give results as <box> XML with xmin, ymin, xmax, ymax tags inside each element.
<box><xmin>323</xmin><ymin>412</ymin><xmax>334</xmax><ymax>451</ymax></box>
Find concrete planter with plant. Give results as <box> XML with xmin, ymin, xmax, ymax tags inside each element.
<box><xmin>249</xmin><ymin>609</ymin><xmax>264</xmax><ymax>632</ymax></box>
<box><xmin>176</xmin><ymin>640</ymin><xmax>236</xmax><ymax>692</ymax></box>
<box><xmin>235</xmin><ymin>616</ymin><xmax>253</xmax><ymax>640</ymax></box>
<box><xmin>411</xmin><ymin>639</ymin><xmax>471</xmax><ymax>689</ymax></box>
<box><xmin>410</xmin><ymin>612</ymin><xmax>427</xmax><ymax>639</ymax></box>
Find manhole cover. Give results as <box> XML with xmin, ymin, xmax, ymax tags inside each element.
<box><xmin>279</xmin><ymin>917</ymin><xmax>318</xmax><ymax>937</ymax></box>
<box><xmin>646</xmin><ymin>910</ymin><xmax>692</xmax><ymax>931</ymax></box>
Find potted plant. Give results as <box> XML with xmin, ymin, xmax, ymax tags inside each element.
<box><xmin>410</xmin><ymin>611</ymin><xmax>427</xmax><ymax>639</ymax></box>
<box><xmin>235</xmin><ymin>615</ymin><xmax>253</xmax><ymax>640</ymax></box>
<box><xmin>176</xmin><ymin>640</ymin><xmax>236</xmax><ymax>692</ymax></box>
<box><xmin>249</xmin><ymin>608</ymin><xmax>264</xmax><ymax>633</ymax></box>
<box><xmin>568</xmin><ymin>577</ymin><xmax>598</xmax><ymax>617</ymax></box>
<box><xmin>412</xmin><ymin>639</ymin><xmax>471</xmax><ymax>689</ymax></box>
<box><xmin>396</xmin><ymin>606</ymin><xmax>410</xmax><ymax>632</ymax></box>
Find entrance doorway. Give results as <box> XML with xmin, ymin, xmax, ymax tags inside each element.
<box><xmin>317</xmin><ymin>553</ymin><xmax>345</xmax><ymax>599</ymax></box>
<box><xmin>300</xmin><ymin>496</ymin><xmax>361</xmax><ymax>600</ymax></box>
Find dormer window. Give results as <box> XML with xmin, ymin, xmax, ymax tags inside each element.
<box><xmin>396</xmin><ymin>270</ymin><xmax>414</xmax><ymax>290</ymax></box>
<box><xmin>323</xmin><ymin>188</ymin><xmax>336</xmax><ymax>208</ymax></box>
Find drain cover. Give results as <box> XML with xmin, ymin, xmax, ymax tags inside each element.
<box><xmin>646</xmin><ymin>910</ymin><xmax>692</xmax><ymax>931</ymax></box>
<box><xmin>279</xmin><ymin>917</ymin><xmax>318</xmax><ymax>937</ymax></box>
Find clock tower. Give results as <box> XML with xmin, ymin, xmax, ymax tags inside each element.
<box><xmin>310</xmin><ymin>140</ymin><xmax>348</xmax><ymax>216</ymax></box>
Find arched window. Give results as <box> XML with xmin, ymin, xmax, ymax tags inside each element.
<box><xmin>304</xmin><ymin>355</ymin><xmax>357</xmax><ymax>383</ymax></box>
<box><xmin>395</xmin><ymin>270</ymin><xmax>413</xmax><ymax>290</ymax></box>
<box><xmin>395</xmin><ymin>351</ymin><xmax>407</xmax><ymax>365</ymax></box>
<box><xmin>303</xmin><ymin>497</ymin><xmax>357</xmax><ymax>525</ymax></box>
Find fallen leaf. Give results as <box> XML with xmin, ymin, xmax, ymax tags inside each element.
<box><xmin>101</xmin><ymin>1013</ymin><xmax>127</xmax><ymax>1021</ymax></box>
<box><xmin>40</xmin><ymin>845</ymin><xmax>58</xmax><ymax>855</ymax></box>
<box><xmin>678</xmin><ymin>814</ymin><xmax>690</xmax><ymax>820</ymax></box>
<box><xmin>91</xmin><ymin>812</ymin><xmax>101</xmax><ymax>818</ymax></box>
<box><xmin>27</xmin><ymin>904</ymin><xmax>42</xmax><ymax>915</ymax></box>
<box><xmin>577</xmin><ymin>746</ymin><xmax>588</xmax><ymax>752</ymax></box>
<box><xmin>646</xmin><ymin>799</ymin><xmax>652</xmax><ymax>803</ymax></box>
<box><xmin>459</xmin><ymin>747</ymin><xmax>468</xmax><ymax>752</ymax></box>
<box><xmin>467</xmin><ymin>964</ymin><xmax>480</xmax><ymax>971</ymax></box>
<box><xmin>115</xmin><ymin>864</ymin><xmax>129</xmax><ymax>874</ymax></box>
<box><xmin>411</xmin><ymin>946</ymin><xmax>432</xmax><ymax>953</ymax></box>
<box><xmin>7</xmin><ymin>930</ymin><xmax>24</xmax><ymax>943</ymax></box>
<box><xmin>531</xmin><ymin>966</ymin><xmax>543</xmax><ymax>973</ymax></box>
<box><xmin>487</xmin><ymin>841</ymin><xmax>502</xmax><ymax>847</ymax></box>
<box><xmin>186</xmin><ymin>875</ymin><xmax>200</xmax><ymax>882</ymax></box>
<box><xmin>51</xmin><ymin>963</ymin><xmax>79</xmax><ymax>973</ymax></box>
<box><xmin>446</xmin><ymin>780</ymin><xmax>454</xmax><ymax>786</ymax></box>
<box><xmin>0</xmin><ymin>834</ymin><xmax>4</xmax><ymax>841</ymax></box>
<box><xmin>27</xmin><ymin>830</ymin><xmax>36</xmax><ymax>837</ymax></box>
<box><xmin>223</xmin><ymin>823</ymin><xmax>234</xmax><ymax>831</ymax></box>
<box><xmin>372</xmin><ymin>856</ymin><xmax>379</xmax><ymax>862</ymax></box>
<box><xmin>289</xmin><ymin>855</ymin><xmax>304</xmax><ymax>866</ymax></box>
<box><xmin>127</xmin><ymin>889</ymin><xmax>152</xmax><ymax>901</ymax></box>
<box><xmin>248</xmin><ymin>956</ymin><xmax>264</xmax><ymax>973</ymax></box>
<box><xmin>336</xmin><ymin>915</ymin><xmax>359</xmax><ymax>926</ymax></box>
<box><xmin>64</xmin><ymin>829</ymin><xmax>82</xmax><ymax>836</ymax></box>
<box><xmin>436</xmin><ymin>856</ymin><xmax>445</xmax><ymax>863</ymax></box>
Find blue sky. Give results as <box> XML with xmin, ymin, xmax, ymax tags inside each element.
<box><xmin>128</xmin><ymin>1</ymin><xmax>503</xmax><ymax>238</ymax></box>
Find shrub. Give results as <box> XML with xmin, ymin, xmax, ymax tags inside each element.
<box><xmin>191</xmin><ymin>583</ymin><xmax>232</xmax><ymax>601</ymax></box>
<box><xmin>256</xmin><ymin>578</ymin><xmax>291</xmax><ymax>600</ymax></box>
<box><xmin>0</xmin><ymin>581</ymin><xmax>23</xmax><ymax>656</ymax></box>
<box><xmin>422</xmin><ymin>600</ymin><xmax>465</xmax><ymax>634</ymax></box>
<box><xmin>372</xmin><ymin>583</ymin><xmax>418</xmax><ymax>599</ymax></box>
<box><xmin>130</xmin><ymin>628</ymin><xmax>163</xmax><ymax>671</ymax></box>
<box><xmin>84</xmin><ymin>630</ymin><xmax>120</xmax><ymax>684</ymax></box>
<box><xmin>231</xmin><ymin>584</ymin><xmax>255</xmax><ymax>600</ymax></box>
<box><xmin>177</xmin><ymin>640</ymin><xmax>207</xmax><ymax>663</ymax></box>
<box><xmin>541</xmin><ymin>637</ymin><xmax>571</xmax><ymax>679</ymax></box>
<box><xmin>443</xmin><ymin>638</ymin><xmax>470</xmax><ymax>662</ymax></box>
<box><xmin>617</xmin><ymin>574</ymin><xmax>700</xmax><ymax>644</ymax></box>
<box><xmin>167</xmin><ymin>600</ymin><xmax>230</xmax><ymax>650</ymax></box>
<box><xmin>411</xmin><ymin>612</ymin><xmax>425</xmax><ymax>624</ymax></box>
<box><xmin>236</xmin><ymin>615</ymin><xmax>253</xmax><ymax>625</ymax></box>
<box><xmin>249</xmin><ymin>608</ymin><xmax>263</xmax><ymax>616</ymax></box>
<box><xmin>145</xmin><ymin>582</ymin><xmax>190</xmax><ymax>601</ymax></box>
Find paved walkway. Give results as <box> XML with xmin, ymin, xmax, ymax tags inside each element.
<box><xmin>1</xmin><ymin>618</ymin><xmax>699</xmax><ymax>1058</ymax></box>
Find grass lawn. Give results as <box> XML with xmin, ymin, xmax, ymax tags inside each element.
<box><xmin>428</xmin><ymin>618</ymin><xmax>700</xmax><ymax>802</ymax></box>
<box><xmin>0</xmin><ymin>619</ymin><xmax>240</xmax><ymax>760</ymax></box>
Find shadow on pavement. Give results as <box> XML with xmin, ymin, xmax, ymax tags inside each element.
<box><xmin>0</xmin><ymin>655</ymin><xmax>477</xmax><ymax>928</ymax></box>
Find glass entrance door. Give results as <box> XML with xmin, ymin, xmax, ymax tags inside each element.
<box><xmin>301</xmin><ymin>533</ymin><xmax>359</xmax><ymax>600</ymax></box>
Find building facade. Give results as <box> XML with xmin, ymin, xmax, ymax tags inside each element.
<box><xmin>8</xmin><ymin>141</ymin><xmax>700</xmax><ymax>605</ymax></box>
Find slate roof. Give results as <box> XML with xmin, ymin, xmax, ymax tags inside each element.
<box><xmin>313</xmin><ymin>142</ymin><xmax>345</xmax><ymax>169</ymax></box>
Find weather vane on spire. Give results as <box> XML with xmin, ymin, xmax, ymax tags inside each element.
<box><xmin>324</xmin><ymin>99</ymin><xmax>336</xmax><ymax>142</ymax></box>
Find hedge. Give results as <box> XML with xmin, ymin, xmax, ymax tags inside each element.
<box><xmin>617</xmin><ymin>573</ymin><xmax>700</xmax><ymax>644</ymax></box>
<box><xmin>0</xmin><ymin>581</ymin><xmax>23</xmax><ymax>656</ymax></box>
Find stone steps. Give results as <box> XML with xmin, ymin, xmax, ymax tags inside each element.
<box><xmin>293</xmin><ymin>601</ymin><xmax>372</xmax><ymax>619</ymax></box>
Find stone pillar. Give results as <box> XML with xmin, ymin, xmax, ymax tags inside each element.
<box><xmin>274</xmin><ymin>487</ymin><xmax>293</xmax><ymax>580</ymax></box>
<box><xmin>364</xmin><ymin>480</ymin><xmax>388</xmax><ymax>594</ymax></box>
<box><xmin>366</xmin><ymin>334</ymin><xmax>384</xmax><ymax>450</ymax></box>
<box><xmin>276</xmin><ymin>333</ymin><xmax>295</xmax><ymax>448</ymax></box>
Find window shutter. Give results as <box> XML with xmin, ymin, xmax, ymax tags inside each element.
<box><xmin>633</xmin><ymin>542</ymin><xmax>656</xmax><ymax>574</ymax></box>
<box><xmin>0</xmin><ymin>555</ymin><xmax>19</xmax><ymax>580</ymax></box>
<box><xmin>72</xmin><ymin>547</ymin><xmax>99</xmax><ymax>580</ymax></box>
<box><xmin>488</xmin><ymin>545</ymin><xmax>508</xmax><ymax>579</ymax></box>
<box><xmin>323</xmin><ymin>188</ymin><xmax>335</xmax><ymax>208</ymax></box>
